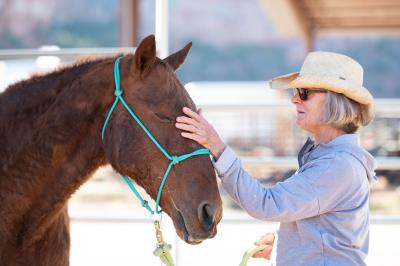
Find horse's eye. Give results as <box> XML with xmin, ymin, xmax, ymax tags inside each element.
<box><xmin>155</xmin><ymin>113</ymin><xmax>174</xmax><ymax>123</ymax></box>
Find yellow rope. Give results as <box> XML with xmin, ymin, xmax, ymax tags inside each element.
<box><xmin>153</xmin><ymin>221</ymin><xmax>175</xmax><ymax>266</ymax></box>
<box><xmin>239</xmin><ymin>245</ymin><xmax>268</xmax><ymax>266</ymax></box>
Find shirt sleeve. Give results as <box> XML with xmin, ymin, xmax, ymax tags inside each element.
<box><xmin>212</xmin><ymin>146</ymin><xmax>356</xmax><ymax>222</ymax></box>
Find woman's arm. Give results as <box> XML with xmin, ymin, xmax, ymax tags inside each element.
<box><xmin>175</xmin><ymin>106</ymin><xmax>359</xmax><ymax>222</ymax></box>
<box><xmin>215</xmin><ymin>147</ymin><xmax>320</xmax><ymax>222</ymax></box>
<box><xmin>175</xmin><ymin>106</ymin><xmax>319</xmax><ymax>222</ymax></box>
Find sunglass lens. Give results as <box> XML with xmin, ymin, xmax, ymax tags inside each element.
<box><xmin>296</xmin><ymin>88</ymin><xmax>308</xmax><ymax>101</ymax></box>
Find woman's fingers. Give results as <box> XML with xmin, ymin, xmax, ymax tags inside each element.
<box><xmin>176</xmin><ymin>116</ymin><xmax>200</xmax><ymax>128</ymax></box>
<box><xmin>254</xmin><ymin>232</ymin><xmax>275</xmax><ymax>246</ymax></box>
<box><xmin>251</xmin><ymin>232</ymin><xmax>275</xmax><ymax>260</ymax></box>
<box><xmin>175</xmin><ymin>122</ymin><xmax>198</xmax><ymax>133</ymax></box>
<box><xmin>181</xmin><ymin>132</ymin><xmax>207</xmax><ymax>146</ymax></box>
<box><xmin>176</xmin><ymin>106</ymin><xmax>226</xmax><ymax>159</ymax></box>
<box><xmin>183</xmin><ymin>107</ymin><xmax>204</xmax><ymax>122</ymax></box>
<box><xmin>252</xmin><ymin>245</ymin><xmax>273</xmax><ymax>260</ymax></box>
<box><xmin>176</xmin><ymin>107</ymin><xmax>208</xmax><ymax>135</ymax></box>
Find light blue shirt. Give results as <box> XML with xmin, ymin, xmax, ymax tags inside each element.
<box><xmin>213</xmin><ymin>134</ymin><xmax>377</xmax><ymax>266</ymax></box>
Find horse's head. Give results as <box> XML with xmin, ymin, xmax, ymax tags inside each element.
<box><xmin>102</xmin><ymin>35</ymin><xmax>222</xmax><ymax>244</ymax></box>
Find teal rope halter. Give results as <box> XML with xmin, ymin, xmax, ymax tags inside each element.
<box><xmin>102</xmin><ymin>56</ymin><xmax>210</xmax><ymax>215</ymax></box>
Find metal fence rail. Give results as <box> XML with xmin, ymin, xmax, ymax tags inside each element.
<box><xmin>198</xmin><ymin>99</ymin><xmax>400</xmax><ymax>171</ymax></box>
<box><xmin>70</xmin><ymin>214</ymin><xmax>400</xmax><ymax>224</ymax></box>
<box><xmin>199</xmin><ymin>99</ymin><xmax>400</xmax><ymax>112</ymax></box>
<box><xmin>0</xmin><ymin>47</ymin><xmax>137</xmax><ymax>60</ymax></box>
<box><xmin>240</xmin><ymin>155</ymin><xmax>400</xmax><ymax>170</ymax></box>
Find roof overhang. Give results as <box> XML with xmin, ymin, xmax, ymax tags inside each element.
<box><xmin>259</xmin><ymin>0</ymin><xmax>400</xmax><ymax>49</ymax></box>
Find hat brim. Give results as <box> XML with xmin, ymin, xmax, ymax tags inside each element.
<box><xmin>288</xmin><ymin>75</ymin><xmax>372</xmax><ymax>105</ymax></box>
<box><xmin>269</xmin><ymin>72</ymin><xmax>299</xmax><ymax>90</ymax></box>
<box><xmin>270</xmin><ymin>72</ymin><xmax>372</xmax><ymax>105</ymax></box>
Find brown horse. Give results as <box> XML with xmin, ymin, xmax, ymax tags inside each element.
<box><xmin>0</xmin><ymin>35</ymin><xmax>223</xmax><ymax>266</ymax></box>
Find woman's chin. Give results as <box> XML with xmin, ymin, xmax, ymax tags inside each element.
<box><xmin>296</xmin><ymin>120</ymin><xmax>312</xmax><ymax>133</ymax></box>
<box><xmin>296</xmin><ymin>119</ymin><xmax>305</xmax><ymax>128</ymax></box>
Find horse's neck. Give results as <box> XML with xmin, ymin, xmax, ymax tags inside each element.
<box><xmin>0</xmin><ymin>58</ymin><xmax>115</xmax><ymax>246</ymax></box>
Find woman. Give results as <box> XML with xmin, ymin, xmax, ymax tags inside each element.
<box><xmin>175</xmin><ymin>51</ymin><xmax>377</xmax><ymax>265</ymax></box>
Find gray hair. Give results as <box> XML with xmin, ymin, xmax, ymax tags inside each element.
<box><xmin>321</xmin><ymin>91</ymin><xmax>374</xmax><ymax>133</ymax></box>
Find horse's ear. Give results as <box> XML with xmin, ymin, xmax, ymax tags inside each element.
<box><xmin>163</xmin><ymin>42</ymin><xmax>192</xmax><ymax>71</ymax></box>
<box><xmin>133</xmin><ymin>35</ymin><xmax>156</xmax><ymax>77</ymax></box>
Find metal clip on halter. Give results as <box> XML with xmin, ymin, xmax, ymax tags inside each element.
<box><xmin>153</xmin><ymin>220</ymin><xmax>175</xmax><ymax>266</ymax></box>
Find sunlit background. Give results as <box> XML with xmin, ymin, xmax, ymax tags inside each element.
<box><xmin>1</xmin><ymin>0</ymin><xmax>400</xmax><ymax>265</ymax></box>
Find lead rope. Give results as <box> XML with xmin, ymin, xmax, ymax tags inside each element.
<box><xmin>239</xmin><ymin>245</ymin><xmax>268</xmax><ymax>266</ymax></box>
<box><xmin>153</xmin><ymin>220</ymin><xmax>174</xmax><ymax>266</ymax></box>
<box><xmin>102</xmin><ymin>57</ymin><xmax>211</xmax><ymax>266</ymax></box>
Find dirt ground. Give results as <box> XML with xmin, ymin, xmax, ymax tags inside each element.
<box><xmin>68</xmin><ymin>166</ymin><xmax>400</xmax><ymax>266</ymax></box>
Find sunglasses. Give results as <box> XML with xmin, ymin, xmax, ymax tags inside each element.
<box><xmin>295</xmin><ymin>88</ymin><xmax>327</xmax><ymax>101</ymax></box>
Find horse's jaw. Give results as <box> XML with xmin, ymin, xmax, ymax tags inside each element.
<box><xmin>172</xmin><ymin>208</ymin><xmax>220</xmax><ymax>245</ymax></box>
<box><xmin>176</xmin><ymin>210</ymin><xmax>204</xmax><ymax>244</ymax></box>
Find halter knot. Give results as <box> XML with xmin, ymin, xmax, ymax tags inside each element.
<box><xmin>171</xmin><ymin>156</ymin><xmax>180</xmax><ymax>165</ymax></box>
<box><xmin>141</xmin><ymin>200</ymin><xmax>149</xmax><ymax>208</ymax></box>
<box><xmin>114</xmin><ymin>89</ymin><xmax>123</xmax><ymax>96</ymax></box>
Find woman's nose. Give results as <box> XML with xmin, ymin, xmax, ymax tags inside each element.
<box><xmin>291</xmin><ymin>91</ymin><xmax>301</xmax><ymax>104</ymax></box>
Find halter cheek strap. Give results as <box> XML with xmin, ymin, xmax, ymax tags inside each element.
<box><xmin>102</xmin><ymin>56</ymin><xmax>210</xmax><ymax>215</ymax></box>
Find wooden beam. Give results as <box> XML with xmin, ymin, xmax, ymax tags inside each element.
<box><xmin>119</xmin><ymin>0</ymin><xmax>139</xmax><ymax>47</ymax></box>
<box><xmin>290</xmin><ymin>0</ymin><xmax>315</xmax><ymax>51</ymax></box>
<box><xmin>307</xmin><ymin>8</ymin><xmax>400</xmax><ymax>19</ymax></box>
<box><xmin>304</xmin><ymin>0</ymin><xmax>400</xmax><ymax>9</ymax></box>
<box><xmin>317</xmin><ymin>28</ymin><xmax>400</xmax><ymax>36</ymax></box>
<box><xmin>315</xmin><ymin>19</ymin><xmax>400</xmax><ymax>29</ymax></box>
<box><xmin>259</xmin><ymin>0</ymin><xmax>313</xmax><ymax>50</ymax></box>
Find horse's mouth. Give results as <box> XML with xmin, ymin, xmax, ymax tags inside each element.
<box><xmin>176</xmin><ymin>210</ymin><xmax>203</xmax><ymax>245</ymax></box>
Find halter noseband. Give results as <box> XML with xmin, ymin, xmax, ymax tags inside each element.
<box><xmin>101</xmin><ymin>56</ymin><xmax>210</xmax><ymax>215</ymax></box>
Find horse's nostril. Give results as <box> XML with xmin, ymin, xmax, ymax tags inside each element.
<box><xmin>199</xmin><ymin>203</ymin><xmax>214</xmax><ymax>231</ymax></box>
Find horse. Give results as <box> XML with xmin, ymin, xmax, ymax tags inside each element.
<box><xmin>0</xmin><ymin>35</ymin><xmax>223</xmax><ymax>266</ymax></box>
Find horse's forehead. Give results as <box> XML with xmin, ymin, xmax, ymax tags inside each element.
<box><xmin>167</xmin><ymin>73</ymin><xmax>193</xmax><ymax>104</ymax></box>
<box><xmin>152</xmin><ymin>63</ymin><xmax>184</xmax><ymax>93</ymax></box>
<box><xmin>131</xmin><ymin>62</ymin><xmax>193</xmax><ymax>107</ymax></box>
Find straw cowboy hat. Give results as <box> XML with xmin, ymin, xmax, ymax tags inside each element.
<box><xmin>270</xmin><ymin>51</ymin><xmax>374</xmax><ymax>120</ymax></box>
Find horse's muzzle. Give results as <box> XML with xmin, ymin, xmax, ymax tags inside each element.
<box><xmin>176</xmin><ymin>203</ymin><xmax>220</xmax><ymax>245</ymax></box>
<box><xmin>198</xmin><ymin>202</ymin><xmax>218</xmax><ymax>232</ymax></box>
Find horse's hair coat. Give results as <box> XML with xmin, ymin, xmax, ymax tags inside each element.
<box><xmin>0</xmin><ymin>35</ymin><xmax>222</xmax><ymax>266</ymax></box>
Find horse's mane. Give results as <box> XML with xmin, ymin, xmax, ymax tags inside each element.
<box><xmin>0</xmin><ymin>56</ymin><xmax>116</xmax><ymax>118</ymax></box>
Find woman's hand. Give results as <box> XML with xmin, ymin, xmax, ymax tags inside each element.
<box><xmin>175</xmin><ymin>107</ymin><xmax>226</xmax><ymax>160</ymax></box>
<box><xmin>252</xmin><ymin>232</ymin><xmax>275</xmax><ymax>260</ymax></box>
